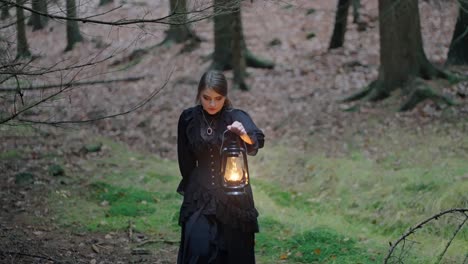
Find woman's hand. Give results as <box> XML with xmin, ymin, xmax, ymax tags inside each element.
<box><xmin>227</xmin><ymin>121</ymin><xmax>253</xmax><ymax>145</ymax></box>
<box><xmin>227</xmin><ymin>121</ymin><xmax>246</xmax><ymax>136</ymax></box>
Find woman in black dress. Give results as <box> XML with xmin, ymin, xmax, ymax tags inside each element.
<box><xmin>177</xmin><ymin>70</ymin><xmax>265</xmax><ymax>264</ymax></box>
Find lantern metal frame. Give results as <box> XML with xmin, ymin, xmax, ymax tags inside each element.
<box><xmin>219</xmin><ymin>130</ymin><xmax>250</xmax><ymax>195</ymax></box>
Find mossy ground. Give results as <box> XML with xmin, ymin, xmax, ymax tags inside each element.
<box><xmin>39</xmin><ymin>123</ymin><xmax>468</xmax><ymax>263</ymax></box>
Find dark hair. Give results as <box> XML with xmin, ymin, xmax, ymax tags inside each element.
<box><xmin>195</xmin><ymin>70</ymin><xmax>232</xmax><ymax>107</ymax></box>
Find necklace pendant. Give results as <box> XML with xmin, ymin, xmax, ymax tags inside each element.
<box><xmin>207</xmin><ymin>127</ymin><xmax>213</xmax><ymax>135</ymax></box>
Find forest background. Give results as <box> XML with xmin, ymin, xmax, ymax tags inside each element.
<box><xmin>0</xmin><ymin>0</ymin><xmax>467</xmax><ymax>263</ymax></box>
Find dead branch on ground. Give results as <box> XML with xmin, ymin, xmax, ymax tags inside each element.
<box><xmin>384</xmin><ymin>208</ymin><xmax>468</xmax><ymax>264</ymax></box>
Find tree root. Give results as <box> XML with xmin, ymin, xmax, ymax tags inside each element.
<box><xmin>245</xmin><ymin>49</ymin><xmax>275</xmax><ymax>69</ymax></box>
<box><xmin>341</xmin><ymin>74</ymin><xmax>459</xmax><ymax>111</ymax></box>
<box><xmin>208</xmin><ymin>50</ymin><xmax>274</xmax><ymax>72</ymax></box>
<box><xmin>232</xmin><ymin>81</ymin><xmax>249</xmax><ymax>91</ymax></box>
<box><xmin>340</xmin><ymin>80</ymin><xmax>388</xmax><ymax>102</ymax></box>
<box><xmin>340</xmin><ymin>85</ymin><xmax>372</xmax><ymax>102</ymax></box>
<box><xmin>399</xmin><ymin>81</ymin><xmax>456</xmax><ymax>111</ymax></box>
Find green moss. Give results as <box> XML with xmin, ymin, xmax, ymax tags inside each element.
<box><xmin>48</xmin><ymin>164</ymin><xmax>65</xmax><ymax>176</ymax></box>
<box><xmin>254</xmin><ymin>180</ymin><xmax>312</xmax><ymax>210</ymax></box>
<box><xmin>90</xmin><ymin>182</ymin><xmax>158</xmax><ymax>217</ymax></box>
<box><xmin>257</xmin><ymin>222</ymin><xmax>384</xmax><ymax>264</ymax></box>
<box><xmin>287</xmin><ymin>228</ymin><xmax>379</xmax><ymax>263</ymax></box>
<box><xmin>107</xmin><ymin>201</ymin><xmax>156</xmax><ymax>217</ymax></box>
<box><xmin>15</xmin><ymin>172</ymin><xmax>34</xmax><ymax>185</ymax></box>
<box><xmin>0</xmin><ymin>149</ymin><xmax>22</xmax><ymax>160</ymax></box>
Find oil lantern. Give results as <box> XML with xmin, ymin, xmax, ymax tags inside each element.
<box><xmin>220</xmin><ymin>132</ymin><xmax>250</xmax><ymax>195</ymax></box>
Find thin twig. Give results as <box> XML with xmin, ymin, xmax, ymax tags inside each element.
<box><xmin>0</xmin><ymin>76</ymin><xmax>145</xmax><ymax>92</ymax></box>
<box><xmin>1</xmin><ymin>0</ymin><xmax>216</xmax><ymax>26</ymax></box>
<box><xmin>384</xmin><ymin>208</ymin><xmax>468</xmax><ymax>264</ymax></box>
<box><xmin>435</xmin><ymin>212</ymin><xmax>468</xmax><ymax>264</ymax></box>
<box><xmin>0</xmin><ymin>55</ymin><xmax>114</xmax><ymax>77</ymax></box>
<box><xmin>15</xmin><ymin>70</ymin><xmax>172</xmax><ymax>125</ymax></box>
<box><xmin>137</xmin><ymin>239</ymin><xmax>180</xmax><ymax>247</ymax></box>
<box><xmin>0</xmin><ymin>54</ymin><xmax>87</xmax><ymax>124</ymax></box>
<box><xmin>0</xmin><ymin>250</ymin><xmax>60</xmax><ymax>263</ymax></box>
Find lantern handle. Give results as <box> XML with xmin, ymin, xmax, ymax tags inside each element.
<box><xmin>220</xmin><ymin>129</ymin><xmax>229</xmax><ymax>155</ymax></box>
<box><xmin>220</xmin><ymin>129</ymin><xmax>247</xmax><ymax>155</ymax></box>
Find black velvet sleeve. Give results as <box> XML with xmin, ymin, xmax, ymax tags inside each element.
<box><xmin>177</xmin><ymin>109</ymin><xmax>196</xmax><ymax>195</ymax></box>
<box><xmin>232</xmin><ymin>109</ymin><xmax>265</xmax><ymax>156</ymax></box>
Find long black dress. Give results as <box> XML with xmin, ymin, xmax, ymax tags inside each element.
<box><xmin>176</xmin><ymin>105</ymin><xmax>265</xmax><ymax>264</ymax></box>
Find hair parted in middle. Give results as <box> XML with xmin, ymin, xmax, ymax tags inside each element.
<box><xmin>195</xmin><ymin>70</ymin><xmax>232</xmax><ymax>108</ymax></box>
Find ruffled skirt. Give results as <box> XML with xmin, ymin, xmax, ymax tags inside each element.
<box><xmin>178</xmin><ymin>182</ymin><xmax>259</xmax><ymax>233</ymax></box>
<box><xmin>177</xmin><ymin>182</ymin><xmax>258</xmax><ymax>264</ymax></box>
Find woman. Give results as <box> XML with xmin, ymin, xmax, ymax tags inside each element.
<box><xmin>177</xmin><ymin>70</ymin><xmax>265</xmax><ymax>264</ymax></box>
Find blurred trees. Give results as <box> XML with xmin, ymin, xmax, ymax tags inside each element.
<box><xmin>1</xmin><ymin>2</ymin><xmax>10</xmax><ymax>19</ymax></box>
<box><xmin>231</xmin><ymin>0</ymin><xmax>247</xmax><ymax>90</ymax></box>
<box><xmin>0</xmin><ymin>0</ymin><xmax>242</xmax><ymax>125</ymax></box>
<box><xmin>212</xmin><ymin>0</ymin><xmax>273</xmax><ymax>71</ymax></box>
<box><xmin>1</xmin><ymin>0</ymin><xmax>465</xmax><ymax>126</ymax></box>
<box><xmin>16</xmin><ymin>0</ymin><xmax>30</xmax><ymax>58</ymax></box>
<box><xmin>329</xmin><ymin>0</ymin><xmax>362</xmax><ymax>49</ymax></box>
<box><xmin>29</xmin><ymin>0</ymin><xmax>47</xmax><ymax>30</ymax></box>
<box><xmin>446</xmin><ymin>0</ymin><xmax>468</xmax><ymax>65</ymax></box>
<box><xmin>99</xmin><ymin>0</ymin><xmax>113</xmax><ymax>6</ymax></box>
<box><xmin>343</xmin><ymin>0</ymin><xmax>454</xmax><ymax>110</ymax></box>
<box><xmin>161</xmin><ymin>0</ymin><xmax>200</xmax><ymax>46</ymax></box>
<box><xmin>329</xmin><ymin>0</ymin><xmax>351</xmax><ymax>49</ymax></box>
<box><xmin>65</xmin><ymin>0</ymin><xmax>83</xmax><ymax>51</ymax></box>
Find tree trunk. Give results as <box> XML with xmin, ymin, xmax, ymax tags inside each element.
<box><xmin>213</xmin><ymin>0</ymin><xmax>234</xmax><ymax>70</ymax></box>
<box><xmin>232</xmin><ymin>3</ymin><xmax>248</xmax><ymax>91</ymax></box>
<box><xmin>65</xmin><ymin>0</ymin><xmax>83</xmax><ymax>51</ymax></box>
<box><xmin>30</xmin><ymin>0</ymin><xmax>48</xmax><ymax>31</ymax></box>
<box><xmin>329</xmin><ymin>0</ymin><xmax>351</xmax><ymax>49</ymax></box>
<box><xmin>16</xmin><ymin>0</ymin><xmax>31</xmax><ymax>58</ymax></box>
<box><xmin>1</xmin><ymin>2</ymin><xmax>10</xmax><ymax>20</ymax></box>
<box><xmin>99</xmin><ymin>0</ymin><xmax>113</xmax><ymax>6</ymax></box>
<box><xmin>343</xmin><ymin>0</ymin><xmax>448</xmax><ymax>110</ymax></box>
<box><xmin>212</xmin><ymin>0</ymin><xmax>274</xmax><ymax>71</ymax></box>
<box><xmin>446</xmin><ymin>1</ymin><xmax>468</xmax><ymax>65</ymax></box>
<box><xmin>375</xmin><ymin>0</ymin><xmax>444</xmax><ymax>97</ymax></box>
<box><xmin>352</xmin><ymin>0</ymin><xmax>360</xmax><ymax>23</ymax></box>
<box><xmin>161</xmin><ymin>0</ymin><xmax>199</xmax><ymax>46</ymax></box>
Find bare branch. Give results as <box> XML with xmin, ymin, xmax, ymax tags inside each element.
<box><xmin>1</xmin><ymin>53</ymin><xmax>89</xmax><ymax>124</ymax></box>
<box><xmin>0</xmin><ymin>0</ymin><xmax>218</xmax><ymax>26</ymax></box>
<box><xmin>384</xmin><ymin>208</ymin><xmax>468</xmax><ymax>264</ymax></box>
<box><xmin>435</xmin><ymin>214</ymin><xmax>468</xmax><ymax>264</ymax></box>
<box><xmin>0</xmin><ymin>55</ymin><xmax>114</xmax><ymax>81</ymax></box>
<box><xmin>0</xmin><ymin>76</ymin><xmax>145</xmax><ymax>92</ymax></box>
<box><xmin>0</xmin><ymin>251</ymin><xmax>60</xmax><ymax>263</ymax></box>
<box><xmin>0</xmin><ymin>18</ymin><xmax>17</xmax><ymax>29</ymax></box>
<box><xmin>16</xmin><ymin>71</ymin><xmax>172</xmax><ymax>125</ymax></box>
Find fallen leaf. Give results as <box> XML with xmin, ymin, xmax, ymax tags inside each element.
<box><xmin>33</xmin><ymin>231</ymin><xmax>44</xmax><ymax>236</ymax></box>
<box><xmin>91</xmin><ymin>244</ymin><xmax>100</xmax><ymax>253</ymax></box>
<box><xmin>314</xmin><ymin>248</ymin><xmax>321</xmax><ymax>255</ymax></box>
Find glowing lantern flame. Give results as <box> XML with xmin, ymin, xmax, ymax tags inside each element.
<box><xmin>225</xmin><ymin>157</ymin><xmax>242</xmax><ymax>182</ymax></box>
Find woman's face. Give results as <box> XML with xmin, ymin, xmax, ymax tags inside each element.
<box><xmin>200</xmin><ymin>88</ymin><xmax>226</xmax><ymax>115</ymax></box>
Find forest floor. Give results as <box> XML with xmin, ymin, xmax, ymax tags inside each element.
<box><xmin>1</xmin><ymin>0</ymin><xmax>468</xmax><ymax>263</ymax></box>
